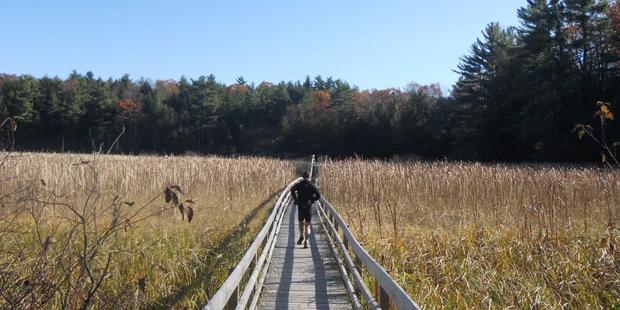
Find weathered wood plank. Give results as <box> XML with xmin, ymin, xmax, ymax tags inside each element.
<box><xmin>206</xmin><ymin>159</ymin><xmax>419</xmax><ymax>310</ymax></box>
<box><xmin>258</xmin><ymin>301</ymin><xmax>352</xmax><ymax>310</ymax></box>
<box><xmin>260</xmin><ymin>293</ymin><xmax>350</xmax><ymax>300</ymax></box>
<box><xmin>261</xmin><ymin>287</ymin><xmax>348</xmax><ymax>295</ymax></box>
<box><xmin>262</xmin><ymin>281</ymin><xmax>347</xmax><ymax>289</ymax></box>
<box><xmin>257</xmin><ymin>204</ymin><xmax>352</xmax><ymax>310</ymax></box>
<box><xmin>204</xmin><ymin>179</ymin><xmax>302</xmax><ymax>310</ymax></box>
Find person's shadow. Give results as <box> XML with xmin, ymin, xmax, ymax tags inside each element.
<box><xmin>276</xmin><ymin>203</ymin><xmax>330</xmax><ymax>308</ymax></box>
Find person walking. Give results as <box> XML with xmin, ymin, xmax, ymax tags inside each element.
<box><xmin>290</xmin><ymin>171</ymin><xmax>321</xmax><ymax>248</ymax></box>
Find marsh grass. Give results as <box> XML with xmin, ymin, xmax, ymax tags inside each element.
<box><xmin>0</xmin><ymin>152</ymin><xmax>293</xmax><ymax>308</ymax></box>
<box><xmin>3</xmin><ymin>154</ymin><xmax>619</xmax><ymax>308</ymax></box>
<box><xmin>320</xmin><ymin>159</ymin><xmax>620</xmax><ymax>309</ymax></box>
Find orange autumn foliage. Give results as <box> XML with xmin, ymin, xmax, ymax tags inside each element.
<box><xmin>63</xmin><ymin>79</ymin><xmax>78</xmax><ymax>92</ymax></box>
<box><xmin>258</xmin><ymin>81</ymin><xmax>274</xmax><ymax>89</ymax></box>
<box><xmin>117</xmin><ymin>98</ymin><xmax>141</xmax><ymax>116</ymax></box>
<box><xmin>352</xmin><ymin>91</ymin><xmax>370</xmax><ymax>104</ymax></box>
<box><xmin>156</xmin><ymin>80</ymin><xmax>180</xmax><ymax>95</ymax></box>
<box><xmin>227</xmin><ymin>84</ymin><xmax>250</xmax><ymax>94</ymax></box>
<box><xmin>314</xmin><ymin>90</ymin><xmax>331</xmax><ymax>109</ymax></box>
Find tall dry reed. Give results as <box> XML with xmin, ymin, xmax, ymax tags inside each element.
<box><xmin>0</xmin><ymin>152</ymin><xmax>294</xmax><ymax>308</ymax></box>
<box><xmin>319</xmin><ymin>159</ymin><xmax>620</xmax><ymax>308</ymax></box>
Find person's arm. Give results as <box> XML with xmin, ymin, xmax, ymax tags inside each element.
<box><xmin>311</xmin><ymin>185</ymin><xmax>321</xmax><ymax>202</ymax></box>
<box><xmin>290</xmin><ymin>183</ymin><xmax>299</xmax><ymax>203</ymax></box>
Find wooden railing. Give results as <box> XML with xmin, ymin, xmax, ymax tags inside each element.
<box><xmin>203</xmin><ymin>177</ymin><xmax>301</xmax><ymax>310</ymax></box>
<box><xmin>311</xmin><ymin>155</ymin><xmax>420</xmax><ymax>310</ymax></box>
<box><xmin>316</xmin><ymin>198</ymin><xmax>421</xmax><ymax>310</ymax></box>
<box><xmin>204</xmin><ymin>155</ymin><xmax>421</xmax><ymax>310</ymax></box>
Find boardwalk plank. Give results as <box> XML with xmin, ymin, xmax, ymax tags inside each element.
<box><xmin>258</xmin><ymin>302</ymin><xmax>352</xmax><ymax>310</ymax></box>
<box><xmin>257</xmin><ymin>202</ymin><xmax>352</xmax><ymax>310</ymax></box>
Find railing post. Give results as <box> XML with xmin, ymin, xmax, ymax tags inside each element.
<box><xmin>380</xmin><ymin>285</ymin><xmax>391</xmax><ymax>310</ymax></box>
<box><xmin>354</xmin><ymin>256</ymin><xmax>362</xmax><ymax>272</ymax></box>
<box><xmin>352</xmin><ymin>254</ymin><xmax>362</xmax><ymax>296</ymax></box>
<box><xmin>261</xmin><ymin>232</ymin><xmax>268</xmax><ymax>254</ymax></box>
<box><xmin>254</xmin><ymin>251</ymin><xmax>259</xmax><ymax>292</ymax></box>
<box><xmin>310</xmin><ymin>154</ymin><xmax>319</xmax><ymax>186</ymax></box>
<box><xmin>226</xmin><ymin>267</ymin><xmax>239</xmax><ymax>310</ymax></box>
<box><xmin>333</xmin><ymin>213</ymin><xmax>338</xmax><ymax>232</ymax></box>
<box><xmin>332</xmin><ymin>221</ymin><xmax>339</xmax><ymax>246</ymax></box>
<box><xmin>374</xmin><ymin>278</ymin><xmax>391</xmax><ymax>310</ymax></box>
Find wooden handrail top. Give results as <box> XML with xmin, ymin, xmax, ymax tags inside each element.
<box><xmin>203</xmin><ymin>177</ymin><xmax>302</xmax><ymax>310</ymax></box>
<box><xmin>203</xmin><ymin>155</ymin><xmax>421</xmax><ymax>310</ymax></box>
<box><xmin>320</xmin><ymin>197</ymin><xmax>421</xmax><ymax>310</ymax></box>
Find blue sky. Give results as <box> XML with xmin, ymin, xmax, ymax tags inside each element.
<box><xmin>1</xmin><ymin>1</ymin><xmax>524</xmax><ymax>91</ymax></box>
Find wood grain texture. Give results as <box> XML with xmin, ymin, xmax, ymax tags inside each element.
<box><xmin>257</xmin><ymin>203</ymin><xmax>352</xmax><ymax>310</ymax></box>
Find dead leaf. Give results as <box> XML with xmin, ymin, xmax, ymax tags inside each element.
<box><xmin>188</xmin><ymin>206</ymin><xmax>194</xmax><ymax>223</ymax></box>
<box><xmin>170</xmin><ymin>185</ymin><xmax>185</xmax><ymax>195</ymax></box>
<box><xmin>600</xmin><ymin>238</ymin><xmax>608</xmax><ymax>248</ymax></box>
<box><xmin>138</xmin><ymin>276</ymin><xmax>147</xmax><ymax>293</ymax></box>
<box><xmin>164</xmin><ymin>187</ymin><xmax>173</xmax><ymax>203</ymax></box>
<box><xmin>178</xmin><ymin>204</ymin><xmax>185</xmax><ymax>221</ymax></box>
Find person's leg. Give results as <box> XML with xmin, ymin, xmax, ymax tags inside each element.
<box><xmin>303</xmin><ymin>217</ymin><xmax>311</xmax><ymax>248</ymax></box>
<box><xmin>297</xmin><ymin>220</ymin><xmax>304</xmax><ymax>244</ymax></box>
<box><xmin>297</xmin><ymin>204</ymin><xmax>305</xmax><ymax>245</ymax></box>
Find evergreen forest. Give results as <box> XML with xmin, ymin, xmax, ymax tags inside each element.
<box><xmin>2</xmin><ymin>0</ymin><xmax>619</xmax><ymax>161</ymax></box>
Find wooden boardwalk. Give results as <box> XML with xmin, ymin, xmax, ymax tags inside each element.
<box><xmin>204</xmin><ymin>160</ymin><xmax>420</xmax><ymax>310</ymax></box>
<box><xmin>257</xmin><ymin>202</ymin><xmax>352</xmax><ymax>310</ymax></box>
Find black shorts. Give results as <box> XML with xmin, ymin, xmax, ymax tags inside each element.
<box><xmin>297</xmin><ymin>203</ymin><xmax>312</xmax><ymax>222</ymax></box>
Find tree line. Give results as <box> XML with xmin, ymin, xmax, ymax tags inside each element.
<box><xmin>1</xmin><ymin>0</ymin><xmax>619</xmax><ymax>161</ymax></box>
<box><xmin>0</xmin><ymin>72</ymin><xmax>447</xmax><ymax>157</ymax></box>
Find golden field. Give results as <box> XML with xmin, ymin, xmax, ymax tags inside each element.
<box><xmin>1</xmin><ymin>153</ymin><xmax>619</xmax><ymax>309</ymax></box>
<box><xmin>0</xmin><ymin>152</ymin><xmax>293</xmax><ymax>309</ymax></box>
<box><xmin>320</xmin><ymin>159</ymin><xmax>620</xmax><ymax>309</ymax></box>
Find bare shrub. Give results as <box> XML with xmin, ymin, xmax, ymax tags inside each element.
<box><xmin>0</xmin><ymin>152</ymin><xmax>293</xmax><ymax>308</ymax></box>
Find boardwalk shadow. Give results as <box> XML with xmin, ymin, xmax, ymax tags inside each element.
<box><xmin>275</xmin><ymin>203</ymin><xmax>295</xmax><ymax>308</ymax></box>
<box><xmin>257</xmin><ymin>202</ymin><xmax>352</xmax><ymax>309</ymax></box>
<box><xmin>309</xmin><ymin>205</ymin><xmax>329</xmax><ymax>309</ymax></box>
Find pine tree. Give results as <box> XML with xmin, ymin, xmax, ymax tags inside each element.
<box><xmin>452</xmin><ymin>22</ymin><xmax>518</xmax><ymax>159</ymax></box>
<box><xmin>1</xmin><ymin>75</ymin><xmax>39</xmax><ymax>124</ymax></box>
